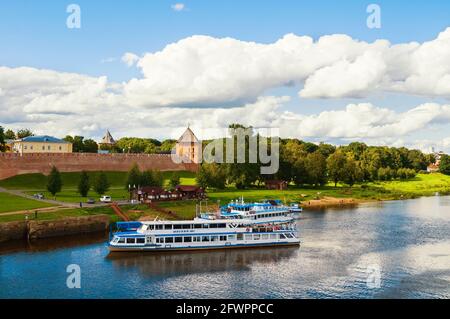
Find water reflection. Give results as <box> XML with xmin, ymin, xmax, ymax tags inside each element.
<box><xmin>0</xmin><ymin>232</ymin><xmax>108</xmax><ymax>255</ymax></box>
<box><xmin>107</xmin><ymin>247</ymin><xmax>299</xmax><ymax>278</ymax></box>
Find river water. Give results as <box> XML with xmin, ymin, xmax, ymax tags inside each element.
<box><xmin>1</xmin><ymin>196</ymin><xmax>450</xmax><ymax>299</ymax></box>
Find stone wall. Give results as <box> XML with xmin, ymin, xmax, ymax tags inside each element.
<box><xmin>0</xmin><ymin>215</ymin><xmax>111</xmax><ymax>243</ymax></box>
<box><xmin>0</xmin><ymin>221</ymin><xmax>27</xmax><ymax>243</ymax></box>
<box><xmin>27</xmin><ymin>215</ymin><xmax>110</xmax><ymax>240</ymax></box>
<box><xmin>0</xmin><ymin>153</ymin><xmax>199</xmax><ymax>180</ymax></box>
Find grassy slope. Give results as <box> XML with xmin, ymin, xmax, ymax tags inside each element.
<box><xmin>0</xmin><ymin>204</ymin><xmax>170</xmax><ymax>223</ymax></box>
<box><xmin>0</xmin><ymin>171</ymin><xmax>197</xmax><ymax>204</ymax></box>
<box><xmin>0</xmin><ymin>192</ymin><xmax>55</xmax><ymax>213</ymax></box>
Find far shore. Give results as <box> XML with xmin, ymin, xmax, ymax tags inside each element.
<box><xmin>300</xmin><ymin>196</ymin><xmax>365</xmax><ymax>209</ymax></box>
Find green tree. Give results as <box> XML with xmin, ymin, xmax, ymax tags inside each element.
<box><xmin>16</xmin><ymin>129</ymin><xmax>34</xmax><ymax>139</ymax></box>
<box><xmin>169</xmin><ymin>172</ymin><xmax>181</xmax><ymax>189</ymax></box>
<box><xmin>439</xmin><ymin>155</ymin><xmax>450</xmax><ymax>175</ymax></box>
<box><xmin>77</xmin><ymin>171</ymin><xmax>90</xmax><ymax>197</ymax></box>
<box><xmin>342</xmin><ymin>158</ymin><xmax>361</xmax><ymax>187</ymax></box>
<box><xmin>125</xmin><ymin>164</ymin><xmax>142</xmax><ymax>189</ymax></box>
<box><xmin>93</xmin><ymin>172</ymin><xmax>110</xmax><ymax>195</ymax></box>
<box><xmin>196</xmin><ymin>163</ymin><xmax>226</xmax><ymax>189</ymax></box>
<box><xmin>160</xmin><ymin>139</ymin><xmax>177</xmax><ymax>152</ymax></box>
<box><xmin>305</xmin><ymin>152</ymin><xmax>327</xmax><ymax>186</ymax></box>
<box><xmin>4</xmin><ymin>129</ymin><xmax>15</xmax><ymax>140</ymax></box>
<box><xmin>83</xmin><ymin>139</ymin><xmax>98</xmax><ymax>153</ymax></box>
<box><xmin>326</xmin><ymin>151</ymin><xmax>347</xmax><ymax>187</ymax></box>
<box><xmin>140</xmin><ymin>170</ymin><xmax>155</xmax><ymax>187</ymax></box>
<box><xmin>47</xmin><ymin>166</ymin><xmax>62</xmax><ymax>198</ymax></box>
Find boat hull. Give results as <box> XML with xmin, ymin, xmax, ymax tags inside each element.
<box><xmin>108</xmin><ymin>241</ymin><xmax>300</xmax><ymax>253</ymax></box>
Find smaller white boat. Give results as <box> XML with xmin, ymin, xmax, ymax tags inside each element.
<box><xmin>288</xmin><ymin>203</ymin><xmax>303</xmax><ymax>219</ymax></box>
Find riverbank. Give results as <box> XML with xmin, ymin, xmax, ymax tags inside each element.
<box><xmin>0</xmin><ymin>214</ymin><xmax>110</xmax><ymax>243</ymax></box>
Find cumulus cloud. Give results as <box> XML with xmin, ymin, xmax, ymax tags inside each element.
<box><xmin>121</xmin><ymin>52</ymin><xmax>140</xmax><ymax>67</ymax></box>
<box><xmin>121</xmin><ymin>28</ymin><xmax>450</xmax><ymax>107</ymax></box>
<box><xmin>171</xmin><ymin>3</ymin><xmax>186</xmax><ymax>12</ymax></box>
<box><xmin>2</xmin><ymin>64</ymin><xmax>450</xmax><ymax>152</ymax></box>
<box><xmin>3</xmin><ymin>28</ymin><xmax>450</xmax><ymax>152</ymax></box>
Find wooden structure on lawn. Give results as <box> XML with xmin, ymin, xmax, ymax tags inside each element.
<box><xmin>265</xmin><ymin>180</ymin><xmax>288</xmax><ymax>190</ymax></box>
<box><xmin>134</xmin><ymin>185</ymin><xmax>206</xmax><ymax>202</ymax></box>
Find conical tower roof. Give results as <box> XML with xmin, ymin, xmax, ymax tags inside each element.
<box><xmin>101</xmin><ymin>130</ymin><xmax>116</xmax><ymax>144</ymax></box>
<box><xmin>177</xmin><ymin>127</ymin><xmax>199</xmax><ymax>144</ymax></box>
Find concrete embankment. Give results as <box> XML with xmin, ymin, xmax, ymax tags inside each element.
<box><xmin>0</xmin><ymin>215</ymin><xmax>110</xmax><ymax>243</ymax></box>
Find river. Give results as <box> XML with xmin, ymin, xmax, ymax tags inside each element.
<box><xmin>1</xmin><ymin>196</ymin><xmax>450</xmax><ymax>299</ymax></box>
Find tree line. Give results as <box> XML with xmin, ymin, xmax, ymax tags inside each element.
<box><xmin>196</xmin><ymin>125</ymin><xmax>440</xmax><ymax>190</ymax></box>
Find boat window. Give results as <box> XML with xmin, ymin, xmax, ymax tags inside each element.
<box><xmin>211</xmin><ymin>236</ymin><xmax>219</xmax><ymax>242</ymax></box>
<box><xmin>202</xmin><ymin>224</ymin><xmax>209</xmax><ymax>229</ymax></box>
<box><xmin>202</xmin><ymin>236</ymin><xmax>210</xmax><ymax>242</ymax></box>
<box><xmin>280</xmin><ymin>234</ymin><xmax>287</xmax><ymax>239</ymax></box>
<box><xmin>270</xmin><ymin>234</ymin><xmax>277</xmax><ymax>240</ymax></box>
<box><xmin>136</xmin><ymin>238</ymin><xmax>145</xmax><ymax>244</ymax></box>
<box><xmin>184</xmin><ymin>237</ymin><xmax>192</xmax><ymax>243</ymax></box>
<box><xmin>209</xmin><ymin>224</ymin><xmax>218</xmax><ymax>229</ymax></box>
<box><xmin>175</xmin><ymin>237</ymin><xmax>183</xmax><ymax>243</ymax></box>
<box><xmin>165</xmin><ymin>237</ymin><xmax>174</xmax><ymax>243</ymax></box>
<box><xmin>182</xmin><ymin>224</ymin><xmax>191</xmax><ymax>229</ymax></box>
<box><xmin>237</xmin><ymin>234</ymin><xmax>244</xmax><ymax>241</ymax></box>
<box><xmin>164</xmin><ymin>225</ymin><xmax>172</xmax><ymax>230</ymax></box>
<box><xmin>262</xmin><ymin>234</ymin><xmax>269</xmax><ymax>240</ymax></box>
<box><xmin>253</xmin><ymin>234</ymin><xmax>260</xmax><ymax>240</ymax></box>
<box><xmin>193</xmin><ymin>236</ymin><xmax>201</xmax><ymax>242</ymax></box>
<box><xmin>155</xmin><ymin>225</ymin><xmax>163</xmax><ymax>230</ymax></box>
<box><xmin>156</xmin><ymin>238</ymin><xmax>163</xmax><ymax>243</ymax></box>
<box><xmin>228</xmin><ymin>235</ymin><xmax>236</xmax><ymax>241</ymax></box>
<box><xmin>194</xmin><ymin>224</ymin><xmax>202</xmax><ymax>229</ymax></box>
<box><xmin>220</xmin><ymin>236</ymin><xmax>227</xmax><ymax>241</ymax></box>
<box><xmin>218</xmin><ymin>224</ymin><xmax>226</xmax><ymax>228</ymax></box>
<box><xmin>244</xmin><ymin>234</ymin><xmax>252</xmax><ymax>240</ymax></box>
<box><xmin>173</xmin><ymin>224</ymin><xmax>182</xmax><ymax>229</ymax></box>
<box><xmin>286</xmin><ymin>233</ymin><xmax>293</xmax><ymax>238</ymax></box>
<box><xmin>126</xmin><ymin>238</ymin><xmax>136</xmax><ymax>244</ymax></box>
<box><xmin>118</xmin><ymin>238</ymin><xmax>125</xmax><ymax>243</ymax></box>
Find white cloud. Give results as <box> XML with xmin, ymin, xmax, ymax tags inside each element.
<box><xmin>121</xmin><ymin>28</ymin><xmax>450</xmax><ymax>107</ymax></box>
<box><xmin>3</xmin><ymin>28</ymin><xmax>450</xmax><ymax>152</ymax></box>
<box><xmin>121</xmin><ymin>52</ymin><xmax>140</xmax><ymax>67</ymax></box>
<box><xmin>2</xmin><ymin>64</ymin><xmax>450</xmax><ymax>152</ymax></box>
<box><xmin>171</xmin><ymin>3</ymin><xmax>185</xmax><ymax>12</ymax></box>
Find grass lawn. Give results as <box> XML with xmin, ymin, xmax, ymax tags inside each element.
<box><xmin>0</xmin><ymin>170</ymin><xmax>197</xmax><ymax>203</ymax></box>
<box><xmin>372</xmin><ymin>173</ymin><xmax>450</xmax><ymax>196</ymax></box>
<box><xmin>0</xmin><ymin>192</ymin><xmax>55</xmax><ymax>214</ymax></box>
<box><xmin>0</xmin><ymin>170</ymin><xmax>196</xmax><ymax>190</ymax></box>
<box><xmin>0</xmin><ymin>204</ymin><xmax>167</xmax><ymax>223</ymax></box>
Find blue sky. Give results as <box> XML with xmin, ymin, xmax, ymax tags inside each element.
<box><xmin>1</xmin><ymin>0</ymin><xmax>449</xmax><ymax>80</ymax></box>
<box><xmin>1</xmin><ymin>1</ymin><xmax>450</xmax><ymax>152</ymax></box>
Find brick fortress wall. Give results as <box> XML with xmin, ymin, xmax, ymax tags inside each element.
<box><xmin>0</xmin><ymin>153</ymin><xmax>199</xmax><ymax>180</ymax></box>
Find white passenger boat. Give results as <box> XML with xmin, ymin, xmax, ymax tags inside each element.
<box><xmin>199</xmin><ymin>198</ymin><xmax>301</xmax><ymax>222</ymax></box>
<box><xmin>108</xmin><ymin>218</ymin><xmax>300</xmax><ymax>252</ymax></box>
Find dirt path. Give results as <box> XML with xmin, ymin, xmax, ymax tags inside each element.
<box><xmin>0</xmin><ymin>206</ymin><xmax>72</xmax><ymax>216</ymax></box>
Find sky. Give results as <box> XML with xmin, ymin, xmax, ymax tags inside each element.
<box><xmin>1</xmin><ymin>0</ymin><xmax>450</xmax><ymax>152</ymax></box>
